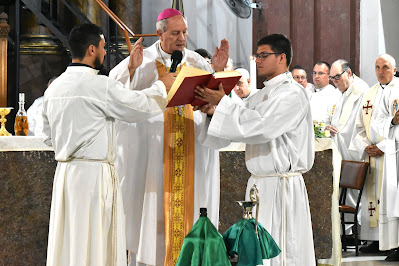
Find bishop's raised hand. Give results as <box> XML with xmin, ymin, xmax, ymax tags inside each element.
<box><xmin>128</xmin><ymin>37</ymin><xmax>144</xmax><ymax>77</ymax></box>
<box><xmin>212</xmin><ymin>39</ymin><xmax>229</xmax><ymax>72</ymax></box>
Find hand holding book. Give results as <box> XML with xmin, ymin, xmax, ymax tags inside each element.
<box><xmin>195</xmin><ymin>83</ymin><xmax>225</xmax><ymax>106</ymax></box>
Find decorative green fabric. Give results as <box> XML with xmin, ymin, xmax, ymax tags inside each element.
<box><xmin>176</xmin><ymin>216</ymin><xmax>231</xmax><ymax>266</ymax></box>
<box><xmin>223</xmin><ymin>218</ymin><xmax>281</xmax><ymax>266</ymax></box>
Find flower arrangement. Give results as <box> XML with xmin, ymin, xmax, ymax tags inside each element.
<box><xmin>313</xmin><ymin>121</ymin><xmax>331</xmax><ymax>138</ymax></box>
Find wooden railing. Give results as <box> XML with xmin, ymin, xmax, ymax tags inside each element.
<box><xmin>95</xmin><ymin>0</ymin><xmax>157</xmax><ymax>53</ymax></box>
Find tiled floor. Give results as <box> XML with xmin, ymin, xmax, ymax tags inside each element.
<box><xmin>341</xmin><ymin>249</ymin><xmax>399</xmax><ymax>265</ymax></box>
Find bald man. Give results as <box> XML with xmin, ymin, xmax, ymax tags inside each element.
<box><xmin>350</xmin><ymin>54</ymin><xmax>398</xmax><ymax>260</ymax></box>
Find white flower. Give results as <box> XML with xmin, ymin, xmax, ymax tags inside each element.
<box><xmin>324</xmin><ymin>130</ymin><xmax>331</xmax><ymax>138</ymax></box>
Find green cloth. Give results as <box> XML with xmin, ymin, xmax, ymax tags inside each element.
<box><xmin>223</xmin><ymin>218</ymin><xmax>281</xmax><ymax>266</ymax></box>
<box><xmin>176</xmin><ymin>216</ymin><xmax>231</xmax><ymax>266</ymax></box>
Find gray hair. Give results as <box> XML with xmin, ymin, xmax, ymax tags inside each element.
<box><xmin>332</xmin><ymin>59</ymin><xmax>352</xmax><ymax>76</ymax></box>
<box><xmin>235</xmin><ymin>68</ymin><xmax>250</xmax><ymax>80</ymax></box>
<box><xmin>156</xmin><ymin>16</ymin><xmax>188</xmax><ymax>33</ymax></box>
<box><xmin>377</xmin><ymin>53</ymin><xmax>396</xmax><ymax>69</ymax></box>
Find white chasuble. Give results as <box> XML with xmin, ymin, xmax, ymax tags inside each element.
<box><xmin>208</xmin><ymin>72</ymin><xmax>316</xmax><ymax>266</ymax></box>
<box><xmin>109</xmin><ymin>41</ymin><xmax>228</xmax><ymax>266</ymax></box>
<box><xmin>329</xmin><ymin>76</ymin><xmax>367</xmax><ymax>235</ymax></box>
<box><xmin>310</xmin><ymin>84</ymin><xmax>341</xmax><ymax>125</ymax></box>
<box><xmin>43</xmin><ymin>66</ymin><xmax>167</xmax><ymax>266</ymax></box>
<box><xmin>372</xmin><ymin>78</ymin><xmax>399</xmax><ymax>250</ymax></box>
<box><xmin>330</xmin><ymin>75</ymin><xmax>368</xmax><ymax>161</ymax></box>
<box><xmin>349</xmin><ymin>83</ymin><xmax>386</xmax><ymax>241</ymax></box>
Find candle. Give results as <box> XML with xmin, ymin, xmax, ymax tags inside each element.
<box><xmin>250</xmin><ymin>56</ymin><xmax>257</xmax><ymax>91</ymax></box>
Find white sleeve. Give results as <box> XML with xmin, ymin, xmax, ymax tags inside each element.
<box><xmin>349</xmin><ymin>108</ymin><xmax>370</xmax><ymax>159</ymax></box>
<box><xmin>196</xmin><ymin>112</ymin><xmax>231</xmax><ymax>149</ymax></box>
<box><xmin>41</xmin><ymin>100</ymin><xmax>52</xmax><ymax>147</ymax></box>
<box><xmin>105</xmin><ymin>78</ymin><xmax>167</xmax><ymax>123</ymax></box>
<box><xmin>372</xmin><ymin>90</ymin><xmax>395</xmax><ymax>139</ymax></box>
<box><xmin>109</xmin><ymin>56</ymin><xmax>131</xmax><ymax>88</ymax></box>
<box><xmin>208</xmin><ymin>87</ymin><xmax>308</xmax><ymax>144</ymax></box>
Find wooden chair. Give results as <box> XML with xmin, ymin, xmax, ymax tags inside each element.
<box><xmin>339</xmin><ymin>160</ymin><xmax>369</xmax><ymax>256</ymax></box>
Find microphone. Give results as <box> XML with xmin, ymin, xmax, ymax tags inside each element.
<box><xmin>170</xmin><ymin>50</ymin><xmax>183</xmax><ymax>73</ymax></box>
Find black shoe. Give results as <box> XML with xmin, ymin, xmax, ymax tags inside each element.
<box><xmin>342</xmin><ymin>236</ymin><xmax>361</xmax><ymax>246</ymax></box>
<box><xmin>385</xmin><ymin>249</ymin><xmax>399</xmax><ymax>261</ymax></box>
<box><xmin>359</xmin><ymin>241</ymin><xmax>381</xmax><ymax>253</ymax></box>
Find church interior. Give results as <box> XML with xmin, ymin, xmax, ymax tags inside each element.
<box><xmin>1</xmin><ymin>0</ymin><xmax>399</xmax><ymax>265</ymax></box>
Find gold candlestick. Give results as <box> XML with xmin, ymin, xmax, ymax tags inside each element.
<box><xmin>0</xmin><ymin>107</ymin><xmax>13</xmax><ymax>136</ymax></box>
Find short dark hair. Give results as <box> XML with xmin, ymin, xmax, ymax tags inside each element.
<box><xmin>195</xmin><ymin>48</ymin><xmax>212</xmax><ymax>59</ymax></box>
<box><xmin>315</xmin><ymin>61</ymin><xmax>331</xmax><ymax>71</ymax></box>
<box><xmin>290</xmin><ymin>65</ymin><xmax>306</xmax><ymax>77</ymax></box>
<box><xmin>257</xmin><ymin>34</ymin><xmax>292</xmax><ymax>67</ymax></box>
<box><xmin>291</xmin><ymin>65</ymin><xmax>305</xmax><ymax>71</ymax></box>
<box><xmin>68</xmin><ymin>23</ymin><xmax>103</xmax><ymax>60</ymax></box>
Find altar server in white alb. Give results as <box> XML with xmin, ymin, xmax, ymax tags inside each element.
<box><xmin>43</xmin><ymin>23</ymin><xmax>175</xmax><ymax>266</ymax></box>
<box><xmin>195</xmin><ymin>34</ymin><xmax>315</xmax><ymax>266</ymax></box>
<box><xmin>109</xmin><ymin>8</ymin><xmax>229</xmax><ymax>266</ymax></box>
<box><xmin>371</xmin><ymin>54</ymin><xmax>399</xmax><ymax>261</ymax></box>
<box><xmin>349</xmin><ymin>54</ymin><xmax>396</xmax><ymax>254</ymax></box>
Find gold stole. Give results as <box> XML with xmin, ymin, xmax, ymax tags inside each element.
<box><xmin>156</xmin><ymin>61</ymin><xmax>195</xmax><ymax>265</ymax></box>
<box><xmin>362</xmin><ymin>84</ymin><xmax>384</xmax><ymax>227</ymax></box>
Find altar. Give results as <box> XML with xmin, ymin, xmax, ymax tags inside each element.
<box><xmin>0</xmin><ymin>137</ymin><xmax>342</xmax><ymax>265</ymax></box>
<box><xmin>0</xmin><ymin>137</ymin><xmax>55</xmax><ymax>265</ymax></box>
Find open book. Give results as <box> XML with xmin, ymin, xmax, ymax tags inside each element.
<box><xmin>166</xmin><ymin>66</ymin><xmax>242</xmax><ymax>107</ymax></box>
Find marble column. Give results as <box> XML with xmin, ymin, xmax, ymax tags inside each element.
<box><xmin>111</xmin><ymin>0</ymin><xmax>141</xmax><ymax>35</ymax></box>
<box><xmin>0</xmin><ymin>12</ymin><xmax>9</xmax><ymax>107</ymax></box>
<box><xmin>20</xmin><ymin>5</ymin><xmax>60</xmax><ymax>55</ymax></box>
<box><xmin>57</xmin><ymin>0</ymin><xmax>101</xmax><ymax>32</ymax></box>
<box><xmin>72</xmin><ymin>0</ymin><xmax>102</xmax><ymax>26</ymax></box>
<box><xmin>110</xmin><ymin>0</ymin><xmax>141</xmax><ymax>54</ymax></box>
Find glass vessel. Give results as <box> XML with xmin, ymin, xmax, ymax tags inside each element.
<box><xmin>14</xmin><ymin>93</ymin><xmax>29</xmax><ymax>136</ymax></box>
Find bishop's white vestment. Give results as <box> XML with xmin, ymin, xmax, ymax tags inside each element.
<box><xmin>371</xmin><ymin>78</ymin><xmax>399</xmax><ymax>250</ymax></box>
<box><xmin>349</xmin><ymin>83</ymin><xmax>387</xmax><ymax>241</ymax></box>
<box><xmin>109</xmin><ymin>40</ymin><xmax>227</xmax><ymax>266</ymax></box>
<box><xmin>43</xmin><ymin>65</ymin><xmax>167</xmax><ymax>266</ymax></box>
<box><xmin>310</xmin><ymin>84</ymin><xmax>341</xmax><ymax>124</ymax></box>
<box><xmin>206</xmin><ymin>72</ymin><xmax>316</xmax><ymax>266</ymax></box>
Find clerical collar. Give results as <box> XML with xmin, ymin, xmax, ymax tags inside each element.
<box><xmin>263</xmin><ymin>71</ymin><xmax>291</xmax><ymax>89</ymax></box>
<box><xmin>68</xmin><ymin>62</ymin><xmax>95</xmax><ymax>69</ymax></box>
<box><xmin>379</xmin><ymin>80</ymin><xmax>392</xmax><ymax>90</ymax></box>
<box><xmin>315</xmin><ymin>84</ymin><xmax>329</xmax><ymax>93</ymax></box>
<box><xmin>156</xmin><ymin>41</ymin><xmax>185</xmax><ymax>68</ymax></box>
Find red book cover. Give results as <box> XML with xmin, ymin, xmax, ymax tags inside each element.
<box><xmin>167</xmin><ymin>66</ymin><xmax>241</xmax><ymax>107</ymax></box>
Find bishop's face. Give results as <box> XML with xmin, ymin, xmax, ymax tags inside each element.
<box><xmin>158</xmin><ymin>15</ymin><xmax>187</xmax><ymax>54</ymax></box>
<box><xmin>375</xmin><ymin>57</ymin><xmax>397</xmax><ymax>85</ymax></box>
